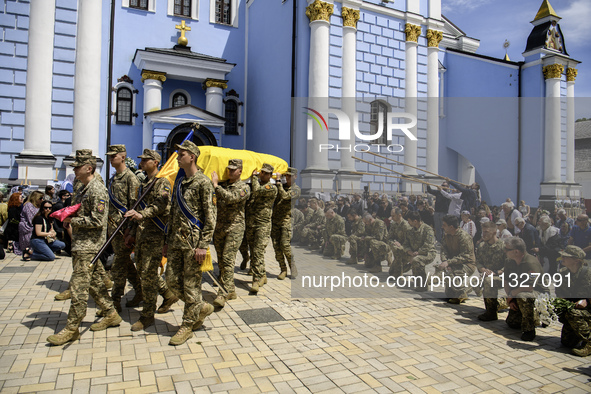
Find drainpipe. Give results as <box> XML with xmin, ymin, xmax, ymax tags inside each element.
<box><xmin>517</xmin><ymin>61</ymin><xmax>523</xmax><ymax>204</ymax></box>
<box><xmin>105</xmin><ymin>0</ymin><xmax>116</xmax><ymax>181</ymax></box>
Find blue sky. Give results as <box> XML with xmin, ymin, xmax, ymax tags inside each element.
<box><xmin>442</xmin><ymin>0</ymin><xmax>591</xmax><ymax>118</ymax></box>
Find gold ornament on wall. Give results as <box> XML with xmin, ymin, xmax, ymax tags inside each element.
<box><xmin>566</xmin><ymin>68</ymin><xmax>578</xmax><ymax>82</ymax></box>
<box><xmin>341</xmin><ymin>7</ymin><xmax>360</xmax><ymax>28</ymax></box>
<box><xmin>426</xmin><ymin>29</ymin><xmax>443</xmax><ymax>47</ymax></box>
<box><xmin>306</xmin><ymin>0</ymin><xmax>334</xmax><ymax>23</ymax></box>
<box><xmin>141</xmin><ymin>70</ymin><xmax>167</xmax><ymax>83</ymax></box>
<box><xmin>543</xmin><ymin>64</ymin><xmax>564</xmax><ymax>80</ymax></box>
<box><xmin>175</xmin><ymin>20</ymin><xmax>191</xmax><ymax>47</ymax></box>
<box><xmin>203</xmin><ymin>78</ymin><xmax>228</xmax><ymax>90</ymax></box>
<box><xmin>405</xmin><ymin>23</ymin><xmax>421</xmax><ymax>43</ymax></box>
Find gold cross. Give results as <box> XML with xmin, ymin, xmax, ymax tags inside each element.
<box><xmin>175</xmin><ymin>20</ymin><xmax>191</xmax><ymax>46</ymax></box>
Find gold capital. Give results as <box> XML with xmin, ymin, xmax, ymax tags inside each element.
<box><xmin>426</xmin><ymin>29</ymin><xmax>443</xmax><ymax>48</ymax></box>
<box><xmin>306</xmin><ymin>0</ymin><xmax>334</xmax><ymax>23</ymax></box>
<box><xmin>203</xmin><ymin>78</ymin><xmax>228</xmax><ymax>90</ymax></box>
<box><xmin>341</xmin><ymin>7</ymin><xmax>360</xmax><ymax>28</ymax></box>
<box><xmin>175</xmin><ymin>20</ymin><xmax>191</xmax><ymax>46</ymax></box>
<box><xmin>141</xmin><ymin>70</ymin><xmax>167</xmax><ymax>83</ymax></box>
<box><xmin>543</xmin><ymin>64</ymin><xmax>564</xmax><ymax>80</ymax></box>
<box><xmin>566</xmin><ymin>67</ymin><xmax>578</xmax><ymax>82</ymax></box>
<box><xmin>405</xmin><ymin>23</ymin><xmax>421</xmax><ymax>43</ymax></box>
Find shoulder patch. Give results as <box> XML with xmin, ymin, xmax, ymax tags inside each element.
<box><xmin>163</xmin><ymin>185</ymin><xmax>171</xmax><ymax>197</ymax></box>
<box><xmin>97</xmin><ymin>199</ymin><xmax>106</xmax><ymax>213</ymax></box>
<box><xmin>240</xmin><ymin>189</ymin><xmax>246</xmax><ymax>197</ymax></box>
<box><xmin>265</xmin><ymin>185</ymin><xmax>271</xmax><ymax>190</ymax></box>
<box><xmin>212</xmin><ymin>193</ymin><xmax>217</xmax><ymax>206</ymax></box>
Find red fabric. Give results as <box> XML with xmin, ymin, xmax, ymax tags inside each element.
<box><xmin>50</xmin><ymin>204</ymin><xmax>81</xmax><ymax>221</ymax></box>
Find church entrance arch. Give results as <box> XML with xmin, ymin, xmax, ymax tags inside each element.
<box><xmin>160</xmin><ymin>122</ymin><xmax>218</xmax><ymax>161</ymax></box>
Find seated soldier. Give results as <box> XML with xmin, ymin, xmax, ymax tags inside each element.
<box><xmin>392</xmin><ymin>211</ymin><xmax>436</xmax><ymax>291</ymax></box>
<box><xmin>362</xmin><ymin>214</ymin><xmax>389</xmax><ymax>273</ymax></box>
<box><xmin>476</xmin><ymin>221</ymin><xmax>507</xmax><ymax>321</ymax></box>
<box><xmin>301</xmin><ymin>197</ymin><xmax>326</xmax><ymax>249</ymax></box>
<box><xmin>346</xmin><ymin>210</ymin><xmax>365</xmax><ymax>264</ymax></box>
<box><xmin>292</xmin><ymin>199</ymin><xmax>309</xmax><ymax>244</ymax></box>
<box><xmin>388</xmin><ymin>207</ymin><xmax>412</xmax><ymax>275</ymax></box>
<box><xmin>555</xmin><ymin>245</ymin><xmax>591</xmax><ymax>356</ymax></box>
<box><xmin>322</xmin><ymin>208</ymin><xmax>347</xmax><ymax>259</ymax></box>
<box><xmin>504</xmin><ymin>236</ymin><xmax>548</xmax><ymax>341</ymax></box>
<box><xmin>438</xmin><ymin>215</ymin><xmax>476</xmax><ymax>304</ymax></box>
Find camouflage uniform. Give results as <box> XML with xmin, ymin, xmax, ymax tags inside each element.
<box><xmin>133</xmin><ymin>174</ymin><xmax>172</xmax><ymax>319</ymax></box>
<box><xmin>166</xmin><ymin>170</ymin><xmax>216</xmax><ymax>328</ymax></box>
<box><xmin>291</xmin><ymin>207</ymin><xmax>305</xmax><ymax>244</ymax></box>
<box><xmin>238</xmin><ymin>184</ymin><xmax>253</xmax><ymax>265</ymax></box>
<box><xmin>505</xmin><ymin>253</ymin><xmax>547</xmax><ymax>332</ymax></box>
<box><xmin>365</xmin><ymin>219</ymin><xmax>388</xmax><ymax>268</ymax></box>
<box><xmin>475</xmin><ymin>239</ymin><xmax>506</xmax><ymax>317</ymax></box>
<box><xmin>348</xmin><ymin>217</ymin><xmax>366</xmax><ymax>261</ymax></box>
<box><xmin>392</xmin><ymin>223</ymin><xmax>435</xmax><ymax>280</ymax></box>
<box><xmin>246</xmin><ymin>173</ymin><xmax>277</xmax><ymax>281</ymax></box>
<box><xmin>67</xmin><ymin>175</ymin><xmax>115</xmax><ymax>328</ymax></box>
<box><xmin>271</xmin><ymin>178</ymin><xmax>301</xmax><ymax>273</ymax></box>
<box><xmin>440</xmin><ymin>229</ymin><xmax>476</xmax><ymax>299</ymax></box>
<box><xmin>388</xmin><ymin>218</ymin><xmax>412</xmax><ymax>275</ymax></box>
<box><xmin>555</xmin><ymin>264</ymin><xmax>591</xmax><ymax>347</ymax></box>
<box><xmin>301</xmin><ymin>206</ymin><xmax>325</xmax><ymax>248</ymax></box>
<box><xmin>323</xmin><ymin>214</ymin><xmax>346</xmax><ymax>258</ymax></box>
<box><xmin>294</xmin><ymin>207</ymin><xmax>312</xmax><ymax>244</ymax></box>
<box><xmin>107</xmin><ymin>161</ymin><xmax>142</xmax><ymax>306</ymax></box>
<box><xmin>213</xmin><ymin>173</ymin><xmax>250</xmax><ymax>296</ymax></box>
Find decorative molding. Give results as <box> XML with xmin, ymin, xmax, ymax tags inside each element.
<box><xmin>426</xmin><ymin>29</ymin><xmax>443</xmax><ymax>48</ymax></box>
<box><xmin>543</xmin><ymin>64</ymin><xmax>564</xmax><ymax>80</ymax></box>
<box><xmin>405</xmin><ymin>23</ymin><xmax>421</xmax><ymax>43</ymax></box>
<box><xmin>141</xmin><ymin>70</ymin><xmax>167</xmax><ymax>83</ymax></box>
<box><xmin>117</xmin><ymin>75</ymin><xmax>133</xmax><ymax>84</ymax></box>
<box><xmin>203</xmin><ymin>78</ymin><xmax>228</xmax><ymax>90</ymax></box>
<box><xmin>341</xmin><ymin>7</ymin><xmax>360</xmax><ymax>28</ymax></box>
<box><xmin>566</xmin><ymin>67</ymin><xmax>578</xmax><ymax>82</ymax></box>
<box><xmin>306</xmin><ymin>0</ymin><xmax>334</xmax><ymax>23</ymax></box>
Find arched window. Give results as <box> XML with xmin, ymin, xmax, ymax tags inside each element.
<box><xmin>116</xmin><ymin>87</ymin><xmax>133</xmax><ymax>125</ymax></box>
<box><xmin>370</xmin><ymin>100</ymin><xmax>389</xmax><ymax>145</ymax></box>
<box><xmin>224</xmin><ymin>100</ymin><xmax>238</xmax><ymax>135</ymax></box>
<box><xmin>172</xmin><ymin>92</ymin><xmax>187</xmax><ymax>108</ymax></box>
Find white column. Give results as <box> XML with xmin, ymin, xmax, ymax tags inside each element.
<box><xmin>141</xmin><ymin>71</ymin><xmax>166</xmax><ymax>150</ymax></box>
<box><xmin>542</xmin><ymin>64</ymin><xmax>563</xmax><ymax>183</ymax></box>
<box><xmin>16</xmin><ymin>0</ymin><xmax>57</xmax><ymax>181</ymax></box>
<box><xmin>340</xmin><ymin>6</ymin><xmax>359</xmax><ymax>172</ymax></box>
<box><xmin>566</xmin><ymin>68</ymin><xmax>577</xmax><ymax>183</ymax></box>
<box><xmin>426</xmin><ymin>30</ymin><xmax>442</xmax><ymax>175</ymax></box>
<box><xmin>203</xmin><ymin>79</ymin><xmax>227</xmax><ymax>117</ymax></box>
<box><xmin>71</xmin><ymin>0</ymin><xmax>102</xmax><ymax>156</ymax></box>
<box><xmin>404</xmin><ymin>23</ymin><xmax>420</xmax><ymax>176</ymax></box>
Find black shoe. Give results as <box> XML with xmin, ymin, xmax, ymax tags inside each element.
<box><xmin>521</xmin><ymin>330</ymin><xmax>536</xmax><ymax>341</ymax></box>
<box><xmin>478</xmin><ymin>312</ymin><xmax>498</xmax><ymax>322</ymax></box>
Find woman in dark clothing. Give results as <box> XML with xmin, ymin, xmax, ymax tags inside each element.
<box><xmin>5</xmin><ymin>192</ymin><xmax>23</xmax><ymax>253</ymax></box>
<box><xmin>24</xmin><ymin>201</ymin><xmax>65</xmax><ymax>261</ymax></box>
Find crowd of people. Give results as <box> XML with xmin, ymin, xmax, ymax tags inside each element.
<box><xmin>292</xmin><ymin>184</ymin><xmax>591</xmax><ymax>356</ymax></box>
<box><xmin>0</xmin><ymin>148</ymin><xmax>590</xmax><ymax>356</ymax></box>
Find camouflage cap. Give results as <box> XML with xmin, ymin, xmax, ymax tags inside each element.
<box><xmin>70</xmin><ymin>150</ymin><xmax>97</xmax><ymax>168</ymax></box>
<box><xmin>260</xmin><ymin>163</ymin><xmax>274</xmax><ymax>173</ymax></box>
<box><xmin>559</xmin><ymin>245</ymin><xmax>586</xmax><ymax>260</ymax></box>
<box><xmin>227</xmin><ymin>159</ymin><xmax>243</xmax><ymax>170</ymax></box>
<box><xmin>137</xmin><ymin>149</ymin><xmax>161</xmax><ymax>162</ymax></box>
<box><xmin>106</xmin><ymin>144</ymin><xmax>126</xmax><ymax>155</ymax></box>
<box><xmin>176</xmin><ymin>140</ymin><xmax>200</xmax><ymax>159</ymax></box>
<box><xmin>285</xmin><ymin>167</ymin><xmax>298</xmax><ymax>176</ymax></box>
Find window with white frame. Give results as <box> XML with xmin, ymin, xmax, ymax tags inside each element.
<box><xmin>169</xmin><ymin>89</ymin><xmax>191</xmax><ymax>108</ymax></box>
<box><xmin>112</xmin><ymin>77</ymin><xmax>138</xmax><ymax>125</ymax></box>
<box><xmin>210</xmin><ymin>0</ymin><xmax>238</xmax><ymax>27</ymax></box>
<box><xmin>370</xmin><ymin>100</ymin><xmax>389</xmax><ymax>145</ymax></box>
<box><xmin>123</xmin><ymin>0</ymin><xmax>155</xmax><ymax>12</ymax></box>
<box><xmin>168</xmin><ymin>0</ymin><xmax>198</xmax><ymax>20</ymax></box>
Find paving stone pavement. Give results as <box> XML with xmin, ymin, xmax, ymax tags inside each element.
<box><xmin>0</xmin><ymin>243</ymin><xmax>590</xmax><ymax>393</ymax></box>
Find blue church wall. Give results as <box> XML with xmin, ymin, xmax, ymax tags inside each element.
<box><xmin>108</xmin><ymin>0</ymin><xmax>246</xmax><ymax>162</ymax></box>
<box><xmin>244</xmin><ymin>0</ymin><xmax>293</xmax><ymax>162</ymax></box>
<box><xmin>519</xmin><ymin>97</ymin><xmax>544</xmax><ymax>205</ymax></box>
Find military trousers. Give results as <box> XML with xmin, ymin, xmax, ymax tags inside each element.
<box><xmin>136</xmin><ymin>232</ymin><xmax>169</xmax><ymax>319</ymax></box>
<box><xmin>67</xmin><ymin>252</ymin><xmax>115</xmax><ymax>329</ymax></box>
<box><xmin>271</xmin><ymin>221</ymin><xmax>292</xmax><ymax>270</ymax></box>
<box><xmin>563</xmin><ymin>308</ymin><xmax>591</xmax><ymax>344</ymax></box>
<box><xmin>506</xmin><ymin>292</ymin><xmax>538</xmax><ymax>333</ymax></box>
<box><xmin>166</xmin><ymin>246</ymin><xmax>204</xmax><ymax>327</ymax></box>
<box><xmin>348</xmin><ymin>235</ymin><xmax>366</xmax><ymax>259</ymax></box>
<box><xmin>444</xmin><ymin>264</ymin><xmax>476</xmax><ymax>299</ymax></box>
<box><xmin>328</xmin><ymin>234</ymin><xmax>347</xmax><ymax>258</ymax></box>
<box><xmin>111</xmin><ymin>236</ymin><xmax>142</xmax><ymax>303</ymax></box>
<box><xmin>301</xmin><ymin>225</ymin><xmax>322</xmax><ymax>247</ymax></box>
<box><xmin>248</xmin><ymin>223</ymin><xmax>271</xmax><ymax>280</ymax></box>
<box><xmin>481</xmin><ymin>274</ymin><xmax>506</xmax><ymax>314</ymax></box>
<box><xmin>213</xmin><ymin>223</ymin><xmax>244</xmax><ymax>295</ymax></box>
